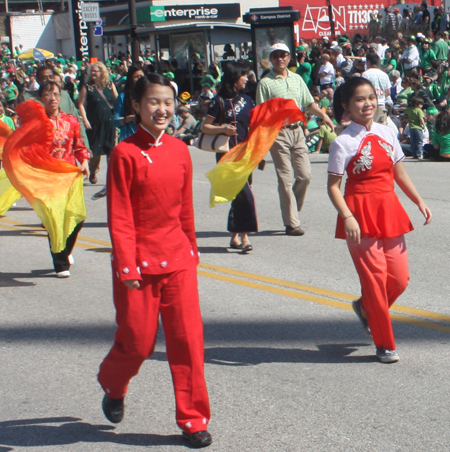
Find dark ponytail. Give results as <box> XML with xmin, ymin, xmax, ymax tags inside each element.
<box><xmin>332</xmin><ymin>76</ymin><xmax>377</xmax><ymax>124</ymax></box>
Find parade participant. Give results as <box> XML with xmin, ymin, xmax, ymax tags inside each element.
<box><xmin>202</xmin><ymin>61</ymin><xmax>256</xmax><ymax>252</ymax></box>
<box><xmin>98</xmin><ymin>73</ymin><xmax>212</xmax><ymax>449</ymax></box>
<box><xmin>327</xmin><ymin>77</ymin><xmax>432</xmax><ymax>363</ymax></box>
<box><xmin>21</xmin><ymin>65</ymin><xmax>90</xmax><ymax>149</ymax></box>
<box><xmin>38</xmin><ymin>81</ymin><xmax>90</xmax><ymax>277</ymax></box>
<box><xmin>256</xmin><ymin>43</ymin><xmax>334</xmax><ymax>236</ymax></box>
<box><xmin>2</xmin><ymin>83</ymin><xmax>89</xmax><ymax>277</ymax></box>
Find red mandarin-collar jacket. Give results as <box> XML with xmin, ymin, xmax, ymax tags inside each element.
<box><xmin>49</xmin><ymin>111</ymin><xmax>90</xmax><ymax>165</ymax></box>
<box><xmin>107</xmin><ymin>125</ymin><xmax>199</xmax><ymax>282</ymax></box>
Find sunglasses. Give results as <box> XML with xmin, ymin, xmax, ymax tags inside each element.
<box><xmin>271</xmin><ymin>52</ymin><xmax>290</xmax><ymax>59</ymax></box>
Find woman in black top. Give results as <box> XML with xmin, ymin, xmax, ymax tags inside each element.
<box><xmin>202</xmin><ymin>61</ymin><xmax>257</xmax><ymax>252</ymax></box>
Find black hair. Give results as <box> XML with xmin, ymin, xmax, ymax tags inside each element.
<box><xmin>436</xmin><ymin>110</ymin><xmax>450</xmax><ymax>135</ymax></box>
<box><xmin>38</xmin><ymin>80</ymin><xmax>61</xmax><ymax>97</ymax></box>
<box><xmin>333</xmin><ymin>77</ymin><xmax>376</xmax><ymax>124</ymax></box>
<box><xmin>208</xmin><ymin>64</ymin><xmax>219</xmax><ymax>80</ymax></box>
<box><xmin>217</xmin><ymin>61</ymin><xmax>248</xmax><ymax>99</ymax></box>
<box><xmin>131</xmin><ymin>73</ymin><xmax>176</xmax><ymax>124</ymax></box>
<box><xmin>366</xmin><ymin>52</ymin><xmax>380</xmax><ymax>67</ymax></box>
<box><xmin>36</xmin><ymin>65</ymin><xmax>58</xmax><ymax>83</ymax></box>
<box><xmin>409</xmin><ymin>96</ymin><xmax>423</xmax><ymax>107</ymax></box>
<box><xmin>123</xmin><ymin>65</ymin><xmax>144</xmax><ymax>117</ymax></box>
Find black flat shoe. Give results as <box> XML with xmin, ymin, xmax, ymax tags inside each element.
<box><xmin>102</xmin><ymin>394</ymin><xmax>125</xmax><ymax>424</ymax></box>
<box><xmin>242</xmin><ymin>243</ymin><xmax>253</xmax><ymax>253</ymax></box>
<box><xmin>229</xmin><ymin>240</ymin><xmax>242</xmax><ymax>250</ymax></box>
<box><xmin>182</xmin><ymin>430</ymin><xmax>212</xmax><ymax>448</ymax></box>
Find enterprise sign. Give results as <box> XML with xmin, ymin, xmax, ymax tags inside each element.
<box><xmin>148</xmin><ymin>3</ymin><xmax>240</xmax><ymax>22</ymax></box>
<box><xmin>71</xmin><ymin>0</ymin><xmax>91</xmax><ymax>61</ymax></box>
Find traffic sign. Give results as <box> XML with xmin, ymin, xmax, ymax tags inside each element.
<box><xmin>94</xmin><ymin>25</ymin><xmax>103</xmax><ymax>36</ymax></box>
<box><xmin>81</xmin><ymin>3</ymin><xmax>100</xmax><ymax>22</ymax></box>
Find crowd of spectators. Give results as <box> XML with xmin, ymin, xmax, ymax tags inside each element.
<box><xmin>3</xmin><ymin>3</ymin><xmax>450</xmax><ymax>163</ymax></box>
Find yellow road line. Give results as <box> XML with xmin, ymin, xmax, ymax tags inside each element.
<box><xmin>3</xmin><ymin>218</ymin><xmax>450</xmax><ymax>331</ymax></box>
<box><xmin>199</xmin><ymin>262</ymin><xmax>450</xmax><ymax>324</ymax></box>
<box><xmin>200</xmin><ymin>262</ymin><xmax>356</xmax><ymax>300</ymax></box>
<box><xmin>199</xmin><ymin>269</ymin><xmax>450</xmax><ymax>335</ymax></box>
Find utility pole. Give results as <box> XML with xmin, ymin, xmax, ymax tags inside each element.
<box><xmin>326</xmin><ymin>0</ymin><xmax>336</xmax><ymax>40</ymax></box>
<box><xmin>5</xmin><ymin>0</ymin><xmax>9</xmax><ymax>13</ymax></box>
<box><xmin>128</xmin><ymin>0</ymin><xmax>140</xmax><ymax>64</ymax></box>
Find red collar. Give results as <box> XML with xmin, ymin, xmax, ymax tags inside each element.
<box><xmin>135</xmin><ymin>124</ymin><xmax>165</xmax><ymax>147</ymax></box>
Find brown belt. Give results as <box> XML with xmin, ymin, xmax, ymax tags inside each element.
<box><xmin>283</xmin><ymin>122</ymin><xmax>301</xmax><ymax>130</ymax></box>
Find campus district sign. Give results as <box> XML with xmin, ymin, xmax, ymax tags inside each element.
<box><xmin>280</xmin><ymin>0</ymin><xmax>387</xmax><ymax>39</ymax></box>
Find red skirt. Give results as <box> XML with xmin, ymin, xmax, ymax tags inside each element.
<box><xmin>335</xmin><ymin>190</ymin><xmax>414</xmax><ymax>239</ymax></box>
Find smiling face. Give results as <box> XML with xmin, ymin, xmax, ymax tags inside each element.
<box><xmin>235</xmin><ymin>73</ymin><xmax>248</xmax><ymax>91</ymax></box>
<box><xmin>343</xmin><ymin>84</ymin><xmax>377</xmax><ymax>126</ymax></box>
<box><xmin>132</xmin><ymin>84</ymin><xmax>175</xmax><ymax>136</ymax></box>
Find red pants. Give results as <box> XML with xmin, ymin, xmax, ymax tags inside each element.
<box><xmin>347</xmin><ymin>235</ymin><xmax>409</xmax><ymax>350</ymax></box>
<box><xmin>98</xmin><ymin>264</ymin><xmax>211</xmax><ymax>434</ymax></box>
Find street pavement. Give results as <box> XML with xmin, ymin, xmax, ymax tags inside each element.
<box><xmin>1</xmin><ymin>149</ymin><xmax>450</xmax><ymax>452</ymax></box>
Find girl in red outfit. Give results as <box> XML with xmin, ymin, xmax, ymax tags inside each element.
<box><xmin>98</xmin><ymin>74</ymin><xmax>212</xmax><ymax>448</ymax></box>
<box><xmin>39</xmin><ymin>81</ymin><xmax>90</xmax><ymax>278</ymax></box>
<box><xmin>327</xmin><ymin>77</ymin><xmax>432</xmax><ymax>363</ymax></box>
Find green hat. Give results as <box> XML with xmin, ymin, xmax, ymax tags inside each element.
<box><xmin>426</xmin><ymin>107</ymin><xmax>439</xmax><ymax>114</ymax></box>
<box><xmin>163</xmin><ymin>71</ymin><xmax>175</xmax><ymax>81</ymax></box>
<box><xmin>200</xmin><ymin>75</ymin><xmax>215</xmax><ymax>89</ymax></box>
<box><xmin>338</xmin><ymin>37</ymin><xmax>347</xmax><ymax>44</ymax></box>
<box><xmin>296</xmin><ymin>45</ymin><xmax>305</xmax><ymax>52</ymax></box>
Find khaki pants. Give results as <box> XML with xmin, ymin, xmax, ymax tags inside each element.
<box><xmin>269</xmin><ymin>127</ymin><xmax>312</xmax><ymax>229</ymax></box>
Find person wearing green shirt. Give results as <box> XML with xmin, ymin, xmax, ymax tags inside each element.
<box><xmin>420</xmin><ymin>40</ymin><xmax>437</xmax><ymax>72</ymax></box>
<box><xmin>381</xmin><ymin>48</ymin><xmax>397</xmax><ymax>75</ymax></box>
<box><xmin>433</xmin><ymin>32</ymin><xmax>448</xmax><ymax>77</ymax></box>
<box><xmin>296</xmin><ymin>51</ymin><xmax>312</xmax><ymax>88</ymax></box>
<box><xmin>0</xmin><ymin>100</ymin><xmax>15</xmax><ymax>130</ymax></box>
<box><xmin>430</xmin><ymin>109</ymin><xmax>450</xmax><ymax>160</ymax></box>
<box><xmin>319</xmin><ymin>96</ymin><xmax>331</xmax><ymax>109</ymax></box>
<box><xmin>423</xmin><ymin>74</ymin><xmax>440</xmax><ymax>101</ymax></box>
<box><xmin>396</xmin><ymin>78</ymin><xmax>413</xmax><ymax>105</ymax></box>
<box><xmin>4</xmin><ymin>77</ymin><xmax>18</xmax><ymax>106</ymax></box>
<box><xmin>405</xmin><ymin>97</ymin><xmax>426</xmax><ymax>159</ymax></box>
<box><xmin>311</xmin><ymin>118</ymin><xmax>337</xmax><ymax>153</ymax></box>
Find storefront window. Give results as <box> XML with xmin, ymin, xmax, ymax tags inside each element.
<box><xmin>171</xmin><ymin>32</ymin><xmax>205</xmax><ymax>95</ymax></box>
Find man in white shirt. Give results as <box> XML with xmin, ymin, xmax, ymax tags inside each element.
<box><xmin>362</xmin><ymin>53</ymin><xmax>391</xmax><ymax>124</ymax></box>
<box><xmin>318</xmin><ymin>53</ymin><xmax>335</xmax><ymax>91</ymax></box>
<box><xmin>332</xmin><ymin>46</ymin><xmax>345</xmax><ymax>68</ymax></box>
<box><xmin>390</xmin><ymin>70</ymin><xmax>403</xmax><ymax>98</ymax></box>
<box><xmin>399</xmin><ymin>36</ymin><xmax>420</xmax><ymax>77</ymax></box>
